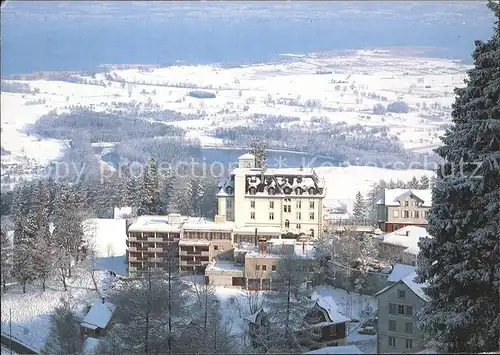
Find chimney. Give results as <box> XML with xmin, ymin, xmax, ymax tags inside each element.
<box><xmin>254</xmin><ymin>228</ymin><xmax>258</xmax><ymax>247</ymax></box>
<box><xmin>405</xmin><ymin>230</ymin><xmax>410</xmax><ymax>237</ymax></box>
<box><xmin>102</xmin><ymin>297</ymin><xmax>105</xmax><ymax>304</ymax></box>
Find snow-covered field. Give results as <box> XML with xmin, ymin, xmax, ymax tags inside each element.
<box><xmin>1</xmin><ymin>49</ymin><xmax>467</xmax><ymax>179</ymax></box>
<box><xmin>0</xmin><ymin>266</ymin><xmax>114</xmax><ymax>352</ymax></box>
<box><xmin>316</xmin><ymin>165</ymin><xmax>433</xmax><ymax>212</ymax></box>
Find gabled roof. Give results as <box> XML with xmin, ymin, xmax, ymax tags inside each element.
<box><xmin>243</xmin><ymin>307</ymin><xmax>266</xmax><ymax>324</ymax></box>
<box><xmin>375</xmin><ymin>271</ymin><xmax>429</xmax><ymax>302</ymax></box>
<box><xmin>376</xmin><ymin>188</ymin><xmax>432</xmax><ymax>207</ymax></box>
<box><xmin>310</xmin><ymin>290</ymin><xmax>351</xmax><ymax>324</ymax></box>
<box><xmin>81</xmin><ymin>302</ymin><xmax>116</xmax><ymax>330</ymax></box>
<box><xmin>382</xmin><ymin>226</ymin><xmax>433</xmax><ymax>256</ymax></box>
<box><xmin>387</xmin><ymin>263</ymin><xmax>416</xmax><ymax>283</ymax></box>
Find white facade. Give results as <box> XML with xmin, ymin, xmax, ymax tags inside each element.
<box><xmin>217</xmin><ymin>154</ymin><xmax>326</xmax><ymax>238</ymax></box>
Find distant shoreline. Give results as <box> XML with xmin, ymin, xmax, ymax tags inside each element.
<box><xmin>1</xmin><ymin>45</ymin><xmax>467</xmax><ymax>81</ymax></box>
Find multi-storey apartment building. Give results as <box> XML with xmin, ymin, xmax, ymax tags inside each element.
<box><xmin>125</xmin><ymin>153</ymin><xmax>326</xmax><ymax>277</ymax></box>
<box><xmin>376</xmin><ymin>271</ymin><xmax>428</xmax><ymax>353</ymax></box>
<box><xmin>217</xmin><ymin>153</ymin><xmax>326</xmax><ymax>238</ymax></box>
<box><xmin>179</xmin><ymin>219</ymin><xmax>235</xmax><ymax>273</ymax></box>
<box><xmin>376</xmin><ymin>189</ymin><xmax>432</xmax><ymax>233</ymax></box>
<box><xmin>126</xmin><ymin>214</ymin><xmax>183</xmax><ymax>277</ymax></box>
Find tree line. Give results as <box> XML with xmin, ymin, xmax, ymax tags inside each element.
<box><xmin>0</xmin><ymin>157</ymin><xmax>218</xmax><ymax>293</ymax></box>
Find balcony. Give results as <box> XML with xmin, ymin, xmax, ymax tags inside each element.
<box><xmin>201</xmin><ymin>251</ymin><xmax>210</xmax><ymax>257</ymax></box>
<box><xmin>179</xmin><ymin>250</ymin><xmax>188</xmax><ymax>256</ymax></box>
<box><xmin>129</xmin><ymin>256</ymin><xmax>138</xmax><ymax>262</ymax></box>
<box><xmin>149</xmin><ymin>257</ymin><xmax>164</xmax><ymax>263</ymax></box>
<box><xmin>148</xmin><ymin>247</ymin><xmax>163</xmax><ymax>253</ymax></box>
<box><xmin>128</xmin><ymin>236</ymin><xmax>138</xmax><ymax>242</ymax></box>
<box><xmin>128</xmin><ymin>247</ymin><xmax>137</xmax><ymax>252</ymax></box>
<box><xmin>147</xmin><ymin>237</ymin><xmax>165</xmax><ymax>243</ymax></box>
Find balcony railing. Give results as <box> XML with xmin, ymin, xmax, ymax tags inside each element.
<box><xmin>147</xmin><ymin>237</ymin><xmax>165</xmax><ymax>243</ymax></box>
<box><xmin>128</xmin><ymin>247</ymin><xmax>137</xmax><ymax>252</ymax></box>
<box><xmin>148</xmin><ymin>247</ymin><xmax>163</xmax><ymax>253</ymax></box>
<box><xmin>201</xmin><ymin>251</ymin><xmax>210</xmax><ymax>257</ymax></box>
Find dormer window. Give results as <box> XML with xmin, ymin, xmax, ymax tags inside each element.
<box><xmin>297</xmin><ymin>177</ymin><xmax>303</xmax><ymax>183</ymax></box>
<box><xmin>250</xmin><ymin>176</ymin><xmax>257</xmax><ymax>183</ymax></box>
<box><xmin>226</xmin><ymin>186</ymin><xmax>233</xmax><ymax>194</ymax></box>
<box><xmin>284</xmin><ymin>187</ymin><xmax>292</xmax><ymax>195</ymax></box>
<box><xmin>295</xmin><ymin>187</ymin><xmax>303</xmax><ymax>195</ymax></box>
<box><xmin>268</xmin><ymin>187</ymin><xmax>275</xmax><ymax>195</ymax></box>
<box><xmin>308</xmin><ymin>187</ymin><xmax>316</xmax><ymax>195</ymax></box>
<box><xmin>249</xmin><ymin>187</ymin><xmax>257</xmax><ymax>195</ymax></box>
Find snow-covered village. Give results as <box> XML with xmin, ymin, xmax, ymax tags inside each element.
<box><xmin>1</xmin><ymin>1</ymin><xmax>499</xmax><ymax>355</ymax></box>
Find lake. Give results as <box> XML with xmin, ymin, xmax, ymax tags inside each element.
<box><xmin>1</xmin><ymin>1</ymin><xmax>493</xmax><ymax>76</ymax></box>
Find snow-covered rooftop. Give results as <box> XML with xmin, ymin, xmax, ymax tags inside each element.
<box><xmin>376</xmin><ymin>271</ymin><xmax>428</xmax><ymax>302</ymax></box>
<box><xmin>81</xmin><ymin>301</ymin><xmax>116</xmax><ymax>330</ymax></box>
<box><xmin>83</xmin><ymin>337</ymin><xmax>100</xmax><ymax>355</ymax></box>
<box><xmin>238</xmin><ymin>153</ymin><xmax>255</xmax><ymax>160</ymax></box>
<box><xmin>387</xmin><ymin>263</ymin><xmax>417</xmax><ymax>283</ymax></box>
<box><xmin>128</xmin><ymin>215</ymin><xmax>183</xmax><ymax>232</ymax></box>
<box><xmin>306</xmin><ymin>345</ymin><xmax>363</xmax><ymax>354</ymax></box>
<box><xmin>179</xmin><ymin>239</ymin><xmax>211</xmax><ymax>246</ymax></box>
<box><xmin>382</xmin><ymin>225</ymin><xmax>432</xmax><ymax>255</ymax></box>
<box><xmin>232</xmin><ymin>167</ymin><xmax>317</xmax><ymax>178</ymax></box>
<box><xmin>376</xmin><ymin>188</ymin><xmax>432</xmax><ymax>207</ymax></box>
<box><xmin>234</xmin><ymin>226</ymin><xmax>282</xmax><ymax>235</ymax></box>
<box><xmin>182</xmin><ymin>221</ymin><xmax>235</xmax><ymax>231</ymax></box>
<box><xmin>401</xmin><ymin>271</ymin><xmax>428</xmax><ymax>301</ymax></box>
<box><xmin>205</xmin><ymin>260</ymin><xmax>244</xmax><ymax>274</ymax></box>
<box><xmin>310</xmin><ymin>290</ymin><xmax>351</xmax><ymax>324</ymax></box>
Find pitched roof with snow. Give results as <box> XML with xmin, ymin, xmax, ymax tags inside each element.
<box><xmin>238</xmin><ymin>153</ymin><xmax>255</xmax><ymax>160</ymax></box>
<box><xmin>376</xmin><ymin>188</ymin><xmax>432</xmax><ymax>207</ymax></box>
<box><xmin>306</xmin><ymin>345</ymin><xmax>363</xmax><ymax>354</ymax></box>
<box><xmin>310</xmin><ymin>290</ymin><xmax>351</xmax><ymax>324</ymax></box>
<box><xmin>81</xmin><ymin>302</ymin><xmax>116</xmax><ymax>330</ymax></box>
<box><xmin>382</xmin><ymin>226</ymin><xmax>432</xmax><ymax>255</ymax></box>
<box><xmin>83</xmin><ymin>337</ymin><xmax>100</xmax><ymax>355</ymax></box>
<box><xmin>375</xmin><ymin>271</ymin><xmax>429</xmax><ymax>302</ymax></box>
<box><xmin>387</xmin><ymin>263</ymin><xmax>417</xmax><ymax>283</ymax></box>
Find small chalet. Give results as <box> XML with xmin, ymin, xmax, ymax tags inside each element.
<box><xmin>80</xmin><ymin>298</ymin><xmax>116</xmax><ymax>338</ymax></box>
<box><xmin>244</xmin><ymin>290</ymin><xmax>350</xmax><ymax>351</ymax></box>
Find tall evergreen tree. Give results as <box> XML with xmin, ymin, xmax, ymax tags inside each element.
<box><xmin>138</xmin><ymin>157</ymin><xmax>161</xmax><ymax>216</ymax></box>
<box><xmin>408</xmin><ymin>176</ymin><xmax>420</xmax><ymax>189</ymax></box>
<box><xmin>419</xmin><ymin>175</ymin><xmax>430</xmax><ymax>189</ymax></box>
<box><xmin>250</xmin><ymin>139</ymin><xmax>268</xmax><ymax>169</ymax></box>
<box><xmin>352</xmin><ymin>191</ymin><xmax>366</xmax><ymax>223</ymax></box>
<box><xmin>416</xmin><ymin>3</ymin><xmax>500</xmax><ymax>352</ymax></box>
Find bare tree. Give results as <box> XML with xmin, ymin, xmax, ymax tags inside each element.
<box><xmin>258</xmin><ymin>256</ymin><xmax>316</xmax><ymax>353</ymax></box>
<box><xmin>181</xmin><ymin>278</ymin><xmax>235</xmax><ymax>354</ymax></box>
<box><xmin>98</xmin><ymin>265</ymin><xmax>190</xmax><ymax>355</ymax></box>
<box><xmin>41</xmin><ymin>296</ymin><xmax>83</xmax><ymax>355</ymax></box>
<box><xmin>83</xmin><ymin>219</ymin><xmax>100</xmax><ymax>292</ymax></box>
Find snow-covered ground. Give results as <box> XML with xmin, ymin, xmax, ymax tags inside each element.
<box><xmin>0</xmin><ymin>266</ymin><xmax>115</xmax><ymax>352</ymax></box>
<box><xmin>1</xmin><ymin>49</ymin><xmax>467</xmax><ymax>179</ymax></box>
<box><xmin>84</xmin><ymin>218</ymin><xmax>128</xmax><ymax>276</ymax></box>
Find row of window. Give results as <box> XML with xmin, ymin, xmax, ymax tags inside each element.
<box><xmin>250</xmin><ymin>211</ymin><xmax>315</xmax><ymax>220</ymax></box>
<box><xmin>393</xmin><ymin>210</ymin><xmax>429</xmax><ymax>219</ymax></box>
<box><xmin>388</xmin><ymin>336</ymin><xmax>413</xmax><ymax>350</ymax></box>
<box><xmin>401</xmin><ymin>200</ymin><xmax>424</xmax><ymax>207</ymax></box>
<box><xmin>388</xmin><ymin>320</ymin><xmax>413</xmax><ymax>334</ymax></box>
<box><xmin>249</xmin><ymin>200</ymin><xmax>316</xmax><ymax>209</ymax></box>
<box><xmin>255</xmin><ymin>264</ymin><xmax>277</xmax><ymax>271</ymax></box>
<box><xmin>389</xmin><ymin>303</ymin><xmax>413</xmax><ymax>316</ymax></box>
